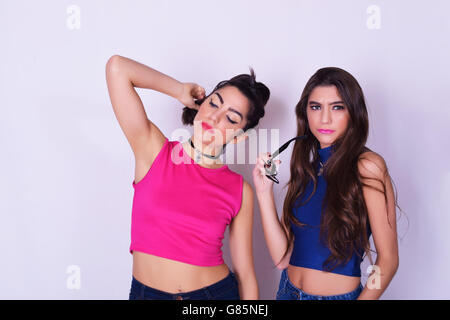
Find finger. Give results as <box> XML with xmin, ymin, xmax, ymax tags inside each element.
<box><xmin>195</xmin><ymin>85</ymin><xmax>204</xmax><ymax>94</ymax></box>
<box><xmin>254</xmin><ymin>160</ymin><xmax>264</xmax><ymax>172</ymax></box>
<box><xmin>257</xmin><ymin>152</ymin><xmax>271</xmax><ymax>163</ymax></box>
<box><xmin>258</xmin><ymin>155</ymin><xmax>271</xmax><ymax>168</ymax></box>
<box><xmin>254</xmin><ymin>161</ymin><xmax>268</xmax><ymax>177</ymax></box>
<box><xmin>257</xmin><ymin>158</ymin><xmax>265</xmax><ymax>166</ymax></box>
<box><xmin>274</xmin><ymin>160</ymin><xmax>281</xmax><ymax>171</ymax></box>
<box><xmin>192</xmin><ymin>88</ymin><xmax>200</xmax><ymax>99</ymax></box>
<box><xmin>190</xmin><ymin>85</ymin><xmax>200</xmax><ymax>97</ymax></box>
<box><xmin>256</xmin><ymin>153</ymin><xmax>274</xmax><ymax>174</ymax></box>
<box><xmin>261</xmin><ymin>162</ymin><xmax>274</xmax><ymax>176</ymax></box>
<box><xmin>260</xmin><ymin>167</ymin><xmax>266</xmax><ymax>176</ymax></box>
<box><xmin>258</xmin><ymin>165</ymin><xmax>267</xmax><ymax>176</ymax></box>
<box><xmin>197</xmin><ymin>88</ymin><xmax>206</xmax><ymax>99</ymax></box>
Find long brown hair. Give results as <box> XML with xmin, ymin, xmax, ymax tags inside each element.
<box><xmin>279</xmin><ymin>67</ymin><xmax>400</xmax><ymax>271</ymax></box>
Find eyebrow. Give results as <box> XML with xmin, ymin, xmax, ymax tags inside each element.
<box><xmin>215</xmin><ymin>92</ymin><xmax>224</xmax><ymax>104</ymax></box>
<box><xmin>213</xmin><ymin>92</ymin><xmax>243</xmax><ymax>120</ymax></box>
<box><xmin>309</xmin><ymin>100</ymin><xmax>345</xmax><ymax>105</ymax></box>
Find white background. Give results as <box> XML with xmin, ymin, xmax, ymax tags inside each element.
<box><xmin>1</xmin><ymin>0</ymin><xmax>449</xmax><ymax>299</ymax></box>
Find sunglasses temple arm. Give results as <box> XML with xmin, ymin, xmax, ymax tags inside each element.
<box><xmin>270</xmin><ymin>135</ymin><xmax>308</xmax><ymax>160</ymax></box>
<box><xmin>265</xmin><ymin>174</ymin><xmax>279</xmax><ymax>184</ymax></box>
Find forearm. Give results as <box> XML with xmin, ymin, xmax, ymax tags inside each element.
<box><xmin>256</xmin><ymin>190</ymin><xmax>289</xmax><ymax>267</ymax></box>
<box><xmin>235</xmin><ymin>272</ymin><xmax>259</xmax><ymax>300</ymax></box>
<box><xmin>357</xmin><ymin>257</ymin><xmax>399</xmax><ymax>300</ymax></box>
<box><xmin>107</xmin><ymin>55</ymin><xmax>183</xmax><ymax>99</ymax></box>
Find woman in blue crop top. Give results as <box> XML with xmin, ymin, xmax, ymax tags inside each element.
<box><xmin>253</xmin><ymin>67</ymin><xmax>400</xmax><ymax>300</ymax></box>
<box><xmin>106</xmin><ymin>55</ymin><xmax>270</xmax><ymax>299</ymax></box>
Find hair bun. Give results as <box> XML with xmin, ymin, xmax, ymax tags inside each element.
<box><xmin>249</xmin><ymin>67</ymin><xmax>257</xmax><ymax>87</ymax></box>
<box><xmin>181</xmin><ymin>67</ymin><xmax>270</xmax><ymax>131</ymax></box>
<box><xmin>248</xmin><ymin>67</ymin><xmax>270</xmax><ymax>105</ymax></box>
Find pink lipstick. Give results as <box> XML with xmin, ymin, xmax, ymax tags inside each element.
<box><xmin>318</xmin><ymin>129</ymin><xmax>335</xmax><ymax>134</ymax></box>
<box><xmin>202</xmin><ymin>122</ymin><xmax>213</xmax><ymax>131</ymax></box>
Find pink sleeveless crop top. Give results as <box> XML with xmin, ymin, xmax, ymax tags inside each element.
<box><xmin>129</xmin><ymin>137</ymin><xmax>244</xmax><ymax>266</ymax></box>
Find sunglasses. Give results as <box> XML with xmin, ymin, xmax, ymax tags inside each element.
<box><xmin>264</xmin><ymin>135</ymin><xmax>308</xmax><ymax>184</ymax></box>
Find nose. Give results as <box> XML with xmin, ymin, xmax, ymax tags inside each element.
<box><xmin>320</xmin><ymin>107</ymin><xmax>331</xmax><ymax>124</ymax></box>
<box><xmin>209</xmin><ymin>112</ymin><xmax>218</xmax><ymax>124</ymax></box>
<box><xmin>208</xmin><ymin>108</ymin><xmax>224</xmax><ymax>125</ymax></box>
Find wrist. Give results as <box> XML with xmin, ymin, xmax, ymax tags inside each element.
<box><xmin>256</xmin><ymin>189</ymin><xmax>274</xmax><ymax>200</ymax></box>
<box><xmin>170</xmin><ymin>80</ymin><xmax>184</xmax><ymax>101</ymax></box>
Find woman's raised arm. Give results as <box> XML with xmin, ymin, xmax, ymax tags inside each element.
<box><xmin>105</xmin><ymin>55</ymin><xmax>204</xmax><ymax>161</ymax></box>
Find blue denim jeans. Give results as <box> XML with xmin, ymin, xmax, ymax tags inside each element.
<box><xmin>129</xmin><ymin>271</ymin><xmax>240</xmax><ymax>300</ymax></box>
<box><xmin>276</xmin><ymin>268</ymin><xmax>363</xmax><ymax>300</ymax></box>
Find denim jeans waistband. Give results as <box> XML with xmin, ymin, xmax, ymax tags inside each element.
<box><xmin>280</xmin><ymin>268</ymin><xmax>363</xmax><ymax>300</ymax></box>
<box><xmin>130</xmin><ymin>270</ymin><xmax>237</xmax><ymax>299</ymax></box>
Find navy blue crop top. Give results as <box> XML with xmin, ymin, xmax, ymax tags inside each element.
<box><xmin>289</xmin><ymin>145</ymin><xmax>372</xmax><ymax>277</ymax></box>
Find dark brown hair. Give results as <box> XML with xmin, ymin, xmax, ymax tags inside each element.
<box><xmin>182</xmin><ymin>68</ymin><xmax>270</xmax><ymax>132</ymax></box>
<box><xmin>278</xmin><ymin>67</ymin><xmax>401</xmax><ymax>271</ymax></box>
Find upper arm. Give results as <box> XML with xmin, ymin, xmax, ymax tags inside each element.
<box><xmin>358</xmin><ymin>152</ymin><xmax>399</xmax><ymax>266</ymax></box>
<box><xmin>229</xmin><ymin>180</ymin><xmax>255</xmax><ymax>274</ymax></box>
<box><xmin>105</xmin><ymin>55</ymin><xmax>166</xmax><ymax>162</ymax></box>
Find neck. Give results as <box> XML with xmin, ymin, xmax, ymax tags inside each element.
<box><xmin>185</xmin><ymin>137</ymin><xmax>224</xmax><ymax>167</ymax></box>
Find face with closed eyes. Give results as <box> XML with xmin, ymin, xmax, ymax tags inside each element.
<box><xmin>192</xmin><ymin>85</ymin><xmax>250</xmax><ymax>149</ymax></box>
<box><xmin>306</xmin><ymin>85</ymin><xmax>350</xmax><ymax>149</ymax></box>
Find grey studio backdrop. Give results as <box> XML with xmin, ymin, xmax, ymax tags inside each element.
<box><xmin>1</xmin><ymin>0</ymin><xmax>449</xmax><ymax>299</ymax></box>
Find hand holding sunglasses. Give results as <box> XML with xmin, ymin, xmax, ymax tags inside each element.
<box><xmin>264</xmin><ymin>135</ymin><xmax>308</xmax><ymax>184</ymax></box>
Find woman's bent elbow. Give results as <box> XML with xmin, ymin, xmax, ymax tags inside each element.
<box><xmin>275</xmin><ymin>260</ymin><xmax>288</xmax><ymax>270</ymax></box>
<box><xmin>106</xmin><ymin>55</ymin><xmax>123</xmax><ymax>73</ymax></box>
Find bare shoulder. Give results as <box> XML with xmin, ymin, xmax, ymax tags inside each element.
<box><xmin>357</xmin><ymin>150</ymin><xmax>388</xmax><ymax>180</ymax></box>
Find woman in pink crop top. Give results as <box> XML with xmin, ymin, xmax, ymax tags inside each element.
<box><xmin>106</xmin><ymin>55</ymin><xmax>270</xmax><ymax>300</ymax></box>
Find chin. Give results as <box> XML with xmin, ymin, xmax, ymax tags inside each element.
<box><xmin>316</xmin><ymin>137</ymin><xmax>335</xmax><ymax>147</ymax></box>
<box><xmin>193</xmin><ymin>132</ymin><xmax>213</xmax><ymax>146</ymax></box>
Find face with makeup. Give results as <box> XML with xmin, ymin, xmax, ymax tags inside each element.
<box><xmin>192</xmin><ymin>85</ymin><xmax>250</xmax><ymax>151</ymax></box>
<box><xmin>307</xmin><ymin>85</ymin><xmax>350</xmax><ymax>149</ymax></box>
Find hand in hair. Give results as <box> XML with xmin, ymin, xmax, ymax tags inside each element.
<box><xmin>177</xmin><ymin>82</ymin><xmax>205</xmax><ymax>110</ymax></box>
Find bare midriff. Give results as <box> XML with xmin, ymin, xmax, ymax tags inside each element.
<box><xmin>286</xmin><ymin>264</ymin><xmax>361</xmax><ymax>296</ymax></box>
<box><xmin>132</xmin><ymin>251</ymin><xmax>231</xmax><ymax>294</ymax></box>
